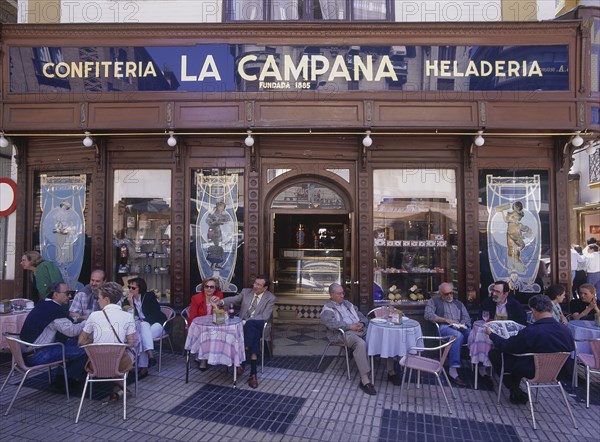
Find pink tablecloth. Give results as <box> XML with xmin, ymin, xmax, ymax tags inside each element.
<box><xmin>184</xmin><ymin>316</ymin><xmax>245</xmax><ymax>367</ymax></box>
<box><xmin>468</xmin><ymin>320</ymin><xmax>494</xmax><ymax>367</ymax></box>
<box><xmin>0</xmin><ymin>311</ymin><xmax>30</xmax><ymax>350</ymax></box>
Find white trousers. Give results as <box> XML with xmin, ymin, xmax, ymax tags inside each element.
<box><xmin>138</xmin><ymin>321</ymin><xmax>163</xmax><ymax>368</ymax></box>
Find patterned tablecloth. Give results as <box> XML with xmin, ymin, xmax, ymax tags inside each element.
<box><xmin>0</xmin><ymin>311</ymin><xmax>30</xmax><ymax>350</ymax></box>
<box><xmin>185</xmin><ymin>316</ymin><xmax>245</xmax><ymax>368</ymax></box>
<box><xmin>468</xmin><ymin>320</ymin><xmax>526</xmax><ymax>367</ymax></box>
<box><xmin>569</xmin><ymin>320</ymin><xmax>600</xmax><ymax>355</ymax></box>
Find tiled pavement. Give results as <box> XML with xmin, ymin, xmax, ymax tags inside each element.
<box><xmin>1</xmin><ymin>319</ymin><xmax>598</xmax><ymax>442</ymax></box>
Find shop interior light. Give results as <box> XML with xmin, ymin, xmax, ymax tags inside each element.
<box><xmin>167</xmin><ymin>131</ymin><xmax>177</xmax><ymax>147</ymax></box>
<box><xmin>245</xmin><ymin>130</ymin><xmax>254</xmax><ymax>147</ymax></box>
<box><xmin>0</xmin><ymin>133</ymin><xmax>8</xmax><ymax>148</ymax></box>
<box><xmin>474</xmin><ymin>130</ymin><xmax>485</xmax><ymax>147</ymax></box>
<box><xmin>82</xmin><ymin>131</ymin><xmax>94</xmax><ymax>148</ymax></box>
<box><xmin>362</xmin><ymin>130</ymin><xmax>373</xmax><ymax>148</ymax></box>
<box><xmin>571</xmin><ymin>131</ymin><xmax>584</xmax><ymax>148</ymax></box>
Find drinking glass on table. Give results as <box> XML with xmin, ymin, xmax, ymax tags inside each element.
<box><xmin>482</xmin><ymin>311</ymin><xmax>490</xmax><ymax>322</ymax></box>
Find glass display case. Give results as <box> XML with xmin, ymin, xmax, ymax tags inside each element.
<box><xmin>112</xmin><ymin>170</ymin><xmax>172</xmax><ymax>303</ymax></box>
<box><xmin>373</xmin><ymin>169</ymin><xmax>458</xmax><ymax>306</ymax></box>
<box><xmin>275</xmin><ymin>248</ymin><xmax>343</xmax><ymax>297</ymax></box>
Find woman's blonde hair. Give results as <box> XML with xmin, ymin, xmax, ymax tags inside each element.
<box><xmin>23</xmin><ymin>251</ymin><xmax>44</xmax><ymax>267</ymax></box>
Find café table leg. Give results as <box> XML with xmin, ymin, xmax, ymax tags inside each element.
<box><xmin>185</xmin><ymin>350</ymin><xmax>189</xmax><ymax>384</ymax></box>
<box><xmin>233</xmin><ymin>365</ymin><xmax>237</xmax><ymax>388</ymax></box>
<box><xmin>370</xmin><ymin>356</ymin><xmax>375</xmax><ymax>385</ymax></box>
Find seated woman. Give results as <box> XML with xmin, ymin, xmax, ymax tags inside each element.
<box><xmin>189</xmin><ymin>277</ymin><xmax>224</xmax><ymax>370</ymax></box>
<box><xmin>78</xmin><ymin>282</ymin><xmax>136</xmax><ymax>401</ymax></box>
<box><xmin>570</xmin><ymin>283</ymin><xmax>600</xmax><ymax>320</ymax></box>
<box><xmin>546</xmin><ymin>284</ymin><xmax>568</xmax><ymax>325</ymax></box>
<box><xmin>122</xmin><ymin>277</ymin><xmax>166</xmax><ymax>378</ymax></box>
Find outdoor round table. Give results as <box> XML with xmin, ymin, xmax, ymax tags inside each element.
<box><xmin>568</xmin><ymin>320</ymin><xmax>600</xmax><ymax>355</ymax></box>
<box><xmin>184</xmin><ymin>316</ymin><xmax>245</xmax><ymax>387</ymax></box>
<box><xmin>366</xmin><ymin>317</ymin><xmax>422</xmax><ymax>384</ymax></box>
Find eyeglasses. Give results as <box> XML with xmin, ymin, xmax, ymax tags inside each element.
<box><xmin>128</xmin><ymin>286</ymin><xmax>138</xmax><ymax>290</ymax></box>
<box><xmin>204</xmin><ymin>285</ymin><xmax>216</xmax><ymax>289</ymax></box>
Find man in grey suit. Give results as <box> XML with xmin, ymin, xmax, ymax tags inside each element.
<box><xmin>225</xmin><ymin>275</ymin><xmax>276</xmax><ymax>388</ymax></box>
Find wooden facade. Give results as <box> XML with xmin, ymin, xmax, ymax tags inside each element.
<box><xmin>1</xmin><ymin>15</ymin><xmax>598</xmax><ymax>311</ymax></box>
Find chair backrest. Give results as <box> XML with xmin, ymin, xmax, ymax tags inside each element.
<box><xmin>160</xmin><ymin>306</ymin><xmax>176</xmax><ymax>325</ymax></box>
<box><xmin>589</xmin><ymin>339</ymin><xmax>600</xmax><ymax>369</ymax></box>
<box><xmin>368</xmin><ymin>306</ymin><xmax>393</xmax><ymax>319</ymax></box>
<box><xmin>83</xmin><ymin>343</ymin><xmax>129</xmax><ymax>377</ymax></box>
<box><xmin>181</xmin><ymin>306</ymin><xmax>190</xmax><ymax>329</ymax></box>
<box><xmin>437</xmin><ymin>336</ymin><xmax>456</xmax><ymax>366</ymax></box>
<box><xmin>5</xmin><ymin>336</ymin><xmax>30</xmax><ymax>370</ymax></box>
<box><xmin>530</xmin><ymin>352</ymin><xmax>570</xmax><ymax>383</ymax></box>
<box><xmin>262</xmin><ymin>314</ymin><xmax>273</xmax><ymax>340</ymax></box>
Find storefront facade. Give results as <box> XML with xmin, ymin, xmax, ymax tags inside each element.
<box><xmin>1</xmin><ymin>15</ymin><xmax>598</xmax><ymax>316</ymax></box>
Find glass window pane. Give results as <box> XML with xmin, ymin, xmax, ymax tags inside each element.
<box><xmin>478</xmin><ymin>170</ymin><xmax>550</xmax><ymax>302</ymax></box>
<box><xmin>319</xmin><ymin>0</ymin><xmax>347</xmax><ymax>20</ymax></box>
<box><xmin>230</xmin><ymin>0</ymin><xmax>264</xmax><ymax>20</ymax></box>
<box><xmin>373</xmin><ymin>169</ymin><xmax>458</xmax><ymax>305</ymax></box>
<box><xmin>112</xmin><ymin>169</ymin><xmax>172</xmax><ymax>303</ymax></box>
<box><xmin>272</xmin><ymin>0</ymin><xmax>300</xmax><ymax>20</ymax></box>
<box><xmin>353</xmin><ymin>0</ymin><xmax>387</xmax><ymax>20</ymax></box>
<box><xmin>190</xmin><ymin>168</ymin><xmax>245</xmax><ymax>294</ymax></box>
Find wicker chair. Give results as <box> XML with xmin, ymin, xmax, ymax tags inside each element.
<box><xmin>317</xmin><ymin>327</ymin><xmax>351</xmax><ymax>380</ymax></box>
<box><xmin>75</xmin><ymin>343</ymin><xmax>134</xmax><ymax>423</ymax></box>
<box><xmin>398</xmin><ymin>335</ymin><xmax>457</xmax><ymax>414</ymax></box>
<box><xmin>0</xmin><ymin>335</ymin><xmax>70</xmax><ymax>416</ymax></box>
<box><xmin>498</xmin><ymin>352</ymin><xmax>577</xmax><ymax>430</ymax></box>
<box><xmin>154</xmin><ymin>306</ymin><xmax>176</xmax><ymax>372</ymax></box>
<box><xmin>573</xmin><ymin>338</ymin><xmax>600</xmax><ymax>408</ymax></box>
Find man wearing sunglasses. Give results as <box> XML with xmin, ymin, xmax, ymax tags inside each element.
<box><xmin>223</xmin><ymin>275</ymin><xmax>275</xmax><ymax>389</ymax></box>
<box><xmin>424</xmin><ymin>282</ymin><xmax>471</xmax><ymax>387</ymax></box>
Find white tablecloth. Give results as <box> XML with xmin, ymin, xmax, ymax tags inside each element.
<box><xmin>366</xmin><ymin>318</ymin><xmax>423</xmax><ymax>358</ymax></box>
<box><xmin>569</xmin><ymin>320</ymin><xmax>600</xmax><ymax>355</ymax></box>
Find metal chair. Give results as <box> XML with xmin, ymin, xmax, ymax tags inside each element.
<box><xmin>398</xmin><ymin>335</ymin><xmax>457</xmax><ymax>414</ymax></box>
<box><xmin>430</xmin><ymin>321</ymin><xmax>476</xmax><ymax>387</ymax></box>
<box><xmin>180</xmin><ymin>306</ymin><xmax>191</xmax><ymax>355</ymax></box>
<box><xmin>154</xmin><ymin>306</ymin><xmax>176</xmax><ymax>372</ymax></box>
<box><xmin>0</xmin><ymin>335</ymin><xmax>70</xmax><ymax>416</ymax></box>
<box><xmin>260</xmin><ymin>315</ymin><xmax>273</xmax><ymax>373</ymax></box>
<box><xmin>367</xmin><ymin>306</ymin><xmax>394</xmax><ymax>319</ymax></box>
<box><xmin>317</xmin><ymin>328</ymin><xmax>351</xmax><ymax>380</ymax></box>
<box><xmin>572</xmin><ymin>338</ymin><xmax>600</xmax><ymax>408</ymax></box>
<box><xmin>75</xmin><ymin>343</ymin><xmax>134</xmax><ymax>423</ymax></box>
<box><xmin>497</xmin><ymin>352</ymin><xmax>577</xmax><ymax>430</ymax></box>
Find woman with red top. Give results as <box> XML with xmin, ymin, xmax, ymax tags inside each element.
<box><xmin>189</xmin><ymin>277</ymin><xmax>224</xmax><ymax>370</ymax></box>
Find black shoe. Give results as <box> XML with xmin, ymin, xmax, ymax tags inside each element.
<box><xmin>449</xmin><ymin>375</ymin><xmax>466</xmax><ymax>387</ymax></box>
<box><xmin>509</xmin><ymin>388</ymin><xmax>529</xmax><ymax>405</ymax></box>
<box><xmin>138</xmin><ymin>368</ymin><xmax>149</xmax><ymax>379</ymax></box>
<box><xmin>197</xmin><ymin>361</ymin><xmax>208</xmax><ymax>372</ymax></box>
<box><xmin>387</xmin><ymin>373</ymin><xmax>402</xmax><ymax>386</ymax></box>
<box><xmin>359</xmin><ymin>382</ymin><xmax>377</xmax><ymax>396</ymax></box>
<box><xmin>148</xmin><ymin>357</ymin><xmax>157</xmax><ymax>368</ymax></box>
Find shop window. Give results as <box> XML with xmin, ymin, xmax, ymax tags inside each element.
<box><xmin>190</xmin><ymin>168</ymin><xmax>245</xmax><ymax>295</ymax></box>
<box><xmin>112</xmin><ymin>170</ymin><xmax>172</xmax><ymax>303</ymax></box>
<box><xmin>225</xmin><ymin>0</ymin><xmax>391</xmax><ymax>21</ymax></box>
<box><xmin>31</xmin><ymin>173</ymin><xmax>91</xmax><ymax>294</ymax></box>
<box><xmin>373</xmin><ymin>169</ymin><xmax>458</xmax><ymax>306</ymax></box>
<box><xmin>478</xmin><ymin>170</ymin><xmax>550</xmax><ymax>303</ymax></box>
<box><xmin>589</xmin><ymin>148</ymin><xmax>600</xmax><ymax>185</ymax></box>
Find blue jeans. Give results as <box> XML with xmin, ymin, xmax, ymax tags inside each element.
<box><xmin>24</xmin><ymin>338</ymin><xmax>87</xmax><ymax>381</ymax></box>
<box><xmin>439</xmin><ymin>325</ymin><xmax>470</xmax><ymax>368</ymax></box>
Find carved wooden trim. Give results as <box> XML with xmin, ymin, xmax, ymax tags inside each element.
<box><xmin>91</xmin><ymin>142</ymin><xmax>106</xmax><ymax>271</ymax></box>
<box><xmin>247</xmin><ymin>170</ymin><xmax>260</xmax><ymax>284</ymax></box>
<box><xmin>555</xmin><ymin>137</ymin><xmax>571</xmax><ymax>292</ymax></box>
<box><xmin>357</xmin><ymin>168</ymin><xmax>371</xmax><ymax>309</ymax></box>
<box><xmin>463</xmin><ymin>139</ymin><xmax>480</xmax><ymax>302</ymax></box>
<box><xmin>171</xmin><ymin>166</ymin><xmax>186</xmax><ymax>307</ymax></box>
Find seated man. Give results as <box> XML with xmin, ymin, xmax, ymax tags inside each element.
<box><xmin>424</xmin><ymin>282</ymin><xmax>471</xmax><ymax>386</ymax></box>
<box><xmin>485</xmin><ymin>294</ymin><xmax>574</xmax><ymax>404</ymax></box>
<box><xmin>481</xmin><ymin>280</ymin><xmax>527</xmax><ymax>325</ymax></box>
<box><xmin>225</xmin><ymin>275</ymin><xmax>276</xmax><ymax>389</ymax></box>
<box><xmin>320</xmin><ymin>283</ymin><xmax>376</xmax><ymax>395</ymax></box>
<box><xmin>20</xmin><ymin>282</ymin><xmax>87</xmax><ymax>381</ymax></box>
<box><xmin>69</xmin><ymin>269</ymin><xmax>106</xmax><ymax>322</ymax></box>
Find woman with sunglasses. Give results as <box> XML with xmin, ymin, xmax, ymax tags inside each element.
<box><xmin>122</xmin><ymin>277</ymin><xmax>166</xmax><ymax>378</ymax></box>
<box><xmin>189</xmin><ymin>277</ymin><xmax>224</xmax><ymax>370</ymax></box>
